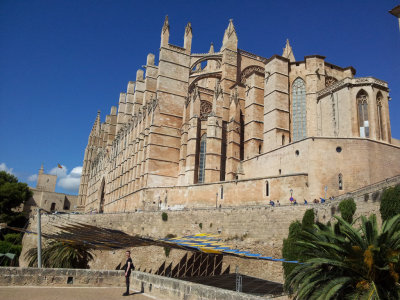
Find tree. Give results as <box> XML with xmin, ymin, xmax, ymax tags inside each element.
<box><xmin>25</xmin><ymin>240</ymin><xmax>94</xmax><ymax>269</ymax></box>
<box><xmin>302</xmin><ymin>209</ymin><xmax>315</xmax><ymax>229</ymax></box>
<box><xmin>380</xmin><ymin>184</ymin><xmax>400</xmax><ymax>222</ymax></box>
<box><xmin>286</xmin><ymin>214</ymin><xmax>400</xmax><ymax>299</ymax></box>
<box><xmin>0</xmin><ymin>171</ymin><xmax>32</xmax><ymax>226</ymax></box>
<box><xmin>282</xmin><ymin>209</ymin><xmax>315</xmax><ymax>284</ymax></box>
<box><xmin>338</xmin><ymin>198</ymin><xmax>357</xmax><ymax>223</ymax></box>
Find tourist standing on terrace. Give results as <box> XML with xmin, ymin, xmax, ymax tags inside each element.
<box><xmin>123</xmin><ymin>250</ymin><xmax>133</xmax><ymax>296</ymax></box>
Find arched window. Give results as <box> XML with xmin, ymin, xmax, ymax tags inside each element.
<box><xmin>266</xmin><ymin>181</ymin><xmax>269</xmax><ymax>196</ymax></box>
<box><xmin>376</xmin><ymin>92</ymin><xmax>384</xmax><ymax>140</ymax></box>
<box><xmin>292</xmin><ymin>78</ymin><xmax>307</xmax><ymax>141</ymax></box>
<box><xmin>198</xmin><ymin>134</ymin><xmax>207</xmax><ymax>183</ymax></box>
<box><xmin>338</xmin><ymin>173</ymin><xmax>343</xmax><ymax>190</ymax></box>
<box><xmin>357</xmin><ymin>90</ymin><xmax>369</xmax><ymax>138</ymax></box>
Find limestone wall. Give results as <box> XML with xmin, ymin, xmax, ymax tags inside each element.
<box><xmin>0</xmin><ymin>267</ymin><xmax>270</xmax><ymax>300</ymax></box>
<box><xmin>20</xmin><ymin>185</ymin><xmax>389</xmax><ymax>284</ymax></box>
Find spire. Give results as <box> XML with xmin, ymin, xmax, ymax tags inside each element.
<box><xmin>209</xmin><ymin>42</ymin><xmax>214</xmax><ymax>53</ymax></box>
<box><xmin>162</xmin><ymin>15</ymin><xmax>170</xmax><ymax>34</ymax></box>
<box><xmin>91</xmin><ymin>110</ymin><xmax>101</xmax><ymax>135</ymax></box>
<box><xmin>185</xmin><ymin>22</ymin><xmax>192</xmax><ymax>36</ymax></box>
<box><xmin>184</xmin><ymin>22</ymin><xmax>192</xmax><ymax>52</ymax></box>
<box><xmin>161</xmin><ymin>16</ymin><xmax>170</xmax><ymax>47</ymax></box>
<box><xmin>282</xmin><ymin>39</ymin><xmax>295</xmax><ymax>62</ymax></box>
<box><xmin>39</xmin><ymin>164</ymin><xmax>44</xmax><ymax>175</ymax></box>
<box><xmin>222</xmin><ymin>19</ymin><xmax>238</xmax><ymax>50</ymax></box>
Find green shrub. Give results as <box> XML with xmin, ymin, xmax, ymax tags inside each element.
<box><xmin>282</xmin><ymin>221</ymin><xmax>303</xmax><ymax>283</ymax></box>
<box><xmin>199</xmin><ymin>223</ymin><xmax>202</xmax><ymax>229</ymax></box>
<box><xmin>338</xmin><ymin>198</ymin><xmax>356</xmax><ymax>223</ymax></box>
<box><xmin>165</xmin><ymin>233</ymin><xmax>176</xmax><ymax>239</ymax></box>
<box><xmin>161</xmin><ymin>212</ymin><xmax>168</xmax><ymax>222</ymax></box>
<box><xmin>4</xmin><ymin>233</ymin><xmax>22</xmax><ymax>244</ymax></box>
<box><xmin>164</xmin><ymin>247</ymin><xmax>171</xmax><ymax>257</ymax></box>
<box><xmin>380</xmin><ymin>184</ymin><xmax>400</xmax><ymax>221</ymax></box>
<box><xmin>301</xmin><ymin>209</ymin><xmax>315</xmax><ymax>229</ymax></box>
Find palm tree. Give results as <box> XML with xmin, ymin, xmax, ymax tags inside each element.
<box><xmin>25</xmin><ymin>240</ymin><xmax>94</xmax><ymax>269</ymax></box>
<box><xmin>286</xmin><ymin>214</ymin><xmax>400</xmax><ymax>299</ymax></box>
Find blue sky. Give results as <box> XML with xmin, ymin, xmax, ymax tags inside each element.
<box><xmin>0</xmin><ymin>0</ymin><xmax>399</xmax><ymax>195</ymax></box>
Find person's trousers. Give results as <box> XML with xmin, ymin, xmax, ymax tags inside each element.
<box><xmin>125</xmin><ymin>276</ymin><xmax>130</xmax><ymax>293</ymax></box>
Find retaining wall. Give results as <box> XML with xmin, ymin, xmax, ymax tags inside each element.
<box><xmin>0</xmin><ymin>267</ymin><xmax>274</xmax><ymax>300</ymax></box>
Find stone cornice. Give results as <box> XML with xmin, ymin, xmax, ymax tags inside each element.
<box><xmin>317</xmin><ymin>77</ymin><xmax>389</xmax><ymax>100</ymax></box>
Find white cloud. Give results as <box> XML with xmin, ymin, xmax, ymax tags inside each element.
<box><xmin>49</xmin><ymin>165</ymin><xmax>68</xmax><ymax>178</ymax></box>
<box><xmin>55</xmin><ymin>165</ymin><xmax>82</xmax><ymax>194</ymax></box>
<box><xmin>28</xmin><ymin>174</ymin><xmax>38</xmax><ymax>182</ymax></box>
<box><xmin>0</xmin><ymin>162</ymin><xmax>13</xmax><ymax>174</ymax></box>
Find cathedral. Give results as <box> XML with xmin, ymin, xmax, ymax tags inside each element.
<box><xmin>77</xmin><ymin>17</ymin><xmax>400</xmax><ymax>213</ymax></box>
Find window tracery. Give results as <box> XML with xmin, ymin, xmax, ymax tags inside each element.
<box><xmin>200</xmin><ymin>100</ymin><xmax>212</xmax><ymax>120</ymax></box>
<box><xmin>357</xmin><ymin>90</ymin><xmax>369</xmax><ymax>138</ymax></box>
<box><xmin>198</xmin><ymin>134</ymin><xmax>207</xmax><ymax>183</ymax></box>
<box><xmin>325</xmin><ymin>76</ymin><xmax>338</xmax><ymax>87</ymax></box>
<box><xmin>376</xmin><ymin>92</ymin><xmax>384</xmax><ymax>140</ymax></box>
<box><xmin>292</xmin><ymin>78</ymin><xmax>307</xmax><ymax>141</ymax></box>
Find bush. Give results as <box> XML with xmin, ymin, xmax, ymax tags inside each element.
<box><xmin>338</xmin><ymin>198</ymin><xmax>356</xmax><ymax>223</ymax></box>
<box><xmin>199</xmin><ymin>223</ymin><xmax>202</xmax><ymax>229</ymax></box>
<box><xmin>380</xmin><ymin>184</ymin><xmax>400</xmax><ymax>221</ymax></box>
<box><xmin>3</xmin><ymin>233</ymin><xmax>22</xmax><ymax>244</ymax></box>
<box><xmin>0</xmin><ymin>240</ymin><xmax>22</xmax><ymax>266</ymax></box>
<box><xmin>301</xmin><ymin>209</ymin><xmax>315</xmax><ymax>229</ymax></box>
<box><xmin>161</xmin><ymin>212</ymin><xmax>168</xmax><ymax>222</ymax></box>
<box><xmin>164</xmin><ymin>247</ymin><xmax>171</xmax><ymax>257</ymax></box>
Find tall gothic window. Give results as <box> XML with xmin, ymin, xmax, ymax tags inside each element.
<box><xmin>198</xmin><ymin>134</ymin><xmax>207</xmax><ymax>183</ymax></box>
<box><xmin>357</xmin><ymin>90</ymin><xmax>369</xmax><ymax>138</ymax></box>
<box><xmin>376</xmin><ymin>92</ymin><xmax>384</xmax><ymax>140</ymax></box>
<box><xmin>292</xmin><ymin>78</ymin><xmax>307</xmax><ymax>141</ymax></box>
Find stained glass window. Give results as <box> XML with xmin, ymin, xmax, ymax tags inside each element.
<box><xmin>198</xmin><ymin>134</ymin><xmax>207</xmax><ymax>183</ymax></box>
<box><xmin>292</xmin><ymin>78</ymin><xmax>307</xmax><ymax>141</ymax></box>
<box><xmin>376</xmin><ymin>92</ymin><xmax>384</xmax><ymax>140</ymax></box>
<box><xmin>357</xmin><ymin>90</ymin><xmax>369</xmax><ymax>138</ymax></box>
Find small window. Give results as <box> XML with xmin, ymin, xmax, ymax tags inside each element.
<box><xmin>258</xmin><ymin>145</ymin><xmax>261</xmax><ymax>154</ymax></box>
<box><xmin>336</xmin><ymin>146</ymin><xmax>342</xmax><ymax>153</ymax></box>
<box><xmin>220</xmin><ymin>186</ymin><xmax>224</xmax><ymax>199</ymax></box>
<box><xmin>295</xmin><ymin>150</ymin><xmax>299</xmax><ymax>156</ymax></box>
<box><xmin>338</xmin><ymin>174</ymin><xmax>343</xmax><ymax>190</ymax></box>
<box><xmin>266</xmin><ymin>181</ymin><xmax>269</xmax><ymax>196</ymax></box>
<box><xmin>50</xmin><ymin>203</ymin><xmax>56</xmax><ymax>212</ymax></box>
<box><xmin>282</xmin><ymin>135</ymin><xmax>285</xmax><ymax>145</ymax></box>
<box><xmin>279</xmin><ymin>169</ymin><xmax>282</xmax><ymax>175</ymax></box>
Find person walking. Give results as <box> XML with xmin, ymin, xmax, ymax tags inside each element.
<box><xmin>123</xmin><ymin>250</ymin><xmax>133</xmax><ymax>296</ymax></box>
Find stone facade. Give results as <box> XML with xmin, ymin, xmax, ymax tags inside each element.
<box><xmin>21</xmin><ymin>175</ymin><xmax>400</xmax><ymax>283</ymax></box>
<box><xmin>0</xmin><ymin>267</ymin><xmax>277</xmax><ymax>300</ymax></box>
<box><xmin>77</xmin><ymin>17</ymin><xmax>400</xmax><ymax>213</ymax></box>
<box><xmin>23</xmin><ymin>165</ymin><xmax>79</xmax><ymax>214</ymax></box>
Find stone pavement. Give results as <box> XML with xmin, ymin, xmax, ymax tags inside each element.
<box><xmin>0</xmin><ymin>286</ymin><xmax>156</xmax><ymax>300</ymax></box>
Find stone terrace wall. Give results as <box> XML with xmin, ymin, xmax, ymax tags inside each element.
<box><xmin>0</xmin><ymin>268</ymin><xmax>273</xmax><ymax>300</ymax></box>
<box><xmin>20</xmin><ymin>181</ymin><xmax>389</xmax><ymax>284</ymax></box>
<box><xmin>334</xmin><ymin>174</ymin><xmax>400</xmax><ymax>203</ymax></box>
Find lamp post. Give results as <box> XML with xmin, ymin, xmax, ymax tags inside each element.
<box><xmin>37</xmin><ymin>208</ymin><xmax>42</xmax><ymax>268</ymax></box>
